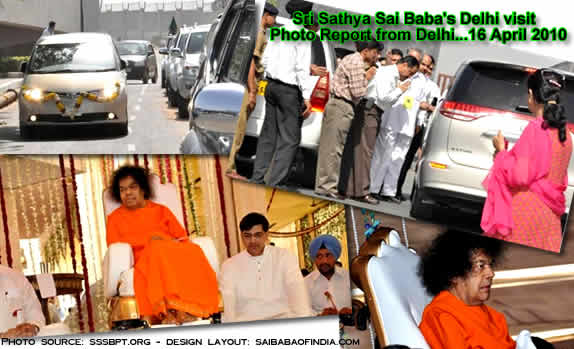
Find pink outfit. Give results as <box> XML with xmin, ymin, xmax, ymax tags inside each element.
<box><xmin>481</xmin><ymin>117</ymin><xmax>572</xmax><ymax>252</ymax></box>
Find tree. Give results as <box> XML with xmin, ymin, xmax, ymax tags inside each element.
<box><xmin>169</xmin><ymin>17</ymin><xmax>178</xmax><ymax>35</ymax></box>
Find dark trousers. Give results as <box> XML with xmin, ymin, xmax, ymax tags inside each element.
<box><xmin>339</xmin><ymin>102</ymin><xmax>382</xmax><ymax>197</ymax></box>
<box><xmin>251</xmin><ymin>79</ymin><xmax>303</xmax><ymax>186</ymax></box>
<box><xmin>396</xmin><ymin>125</ymin><xmax>424</xmax><ymax>197</ymax></box>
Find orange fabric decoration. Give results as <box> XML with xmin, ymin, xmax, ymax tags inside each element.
<box><xmin>106</xmin><ymin>201</ymin><xmax>219</xmax><ymax>317</ymax></box>
<box><xmin>419</xmin><ymin>291</ymin><xmax>516</xmax><ymax>349</ymax></box>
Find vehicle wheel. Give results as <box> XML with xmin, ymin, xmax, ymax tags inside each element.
<box><xmin>410</xmin><ymin>182</ymin><xmax>433</xmax><ymax>220</ymax></box>
<box><xmin>20</xmin><ymin>125</ymin><xmax>33</xmax><ymax>139</ymax></box>
<box><xmin>178</xmin><ymin>98</ymin><xmax>189</xmax><ymax>119</ymax></box>
<box><xmin>167</xmin><ymin>82</ymin><xmax>177</xmax><ymax>107</ymax></box>
<box><xmin>117</xmin><ymin>122</ymin><xmax>129</xmax><ymax>137</ymax></box>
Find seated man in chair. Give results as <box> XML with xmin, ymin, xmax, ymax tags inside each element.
<box><xmin>106</xmin><ymin>165</ymin><xmax>219</xmax><ymax>326</ymax></box>
<box><xmin>0</xmin><ymin>265</ymin><xmax>44</xmax><ymax>338</ymax></box>
<box><xmin>418</xmin><ymin>230</ymin><xmax>554</xmax><ymax>349</ymax></box>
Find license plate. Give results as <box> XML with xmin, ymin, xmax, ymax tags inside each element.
<box><xmin>257</xmin><ymin>80</ymin><xmax>267</xmax><ymax>96</ymax></box>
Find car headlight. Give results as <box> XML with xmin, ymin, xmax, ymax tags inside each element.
<box><xmin>22</xmin><ymin>88</ymin><xmax>44</xmax><ymax>102</ymax></box>
<box><xmin>99</xmin><ymin>82</ymin><xmax>122</xmax><ymax>100</ymax></box>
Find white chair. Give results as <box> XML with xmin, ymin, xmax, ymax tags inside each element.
<box><xmin>102</xmin><ymin>174</ymin><xmax>220</xmax><ymax>327</ymax></box>
<box><xmin>351</xmin><ymin>227</ymin><xmax>432</xmax><ymax>348</ymax></box>
<box><xmin>351</xmin><ymin>227</ymin><xmax>538</xmax><ymax>349</ymax></box>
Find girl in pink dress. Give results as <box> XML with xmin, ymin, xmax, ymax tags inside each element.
<box><xmin>481</xmin><ymin>69</ymin><xmax>572</xmax><ymax>252</ymax></box>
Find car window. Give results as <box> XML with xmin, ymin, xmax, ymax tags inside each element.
<box><xmin>117</xmin><ymin>42</ymin><xmax>147</xmax><ymax>55</ymax></box>
<box><xmin>220</xmin><ymin>4</ymin><xmax>256</xmax><ymax>84</ymax></box>
<box><xmin>187</xmin><ymin>32</ymin><xmax>207</xmax><ymax>54</ymax></box>
<box><xmin>447</xmin><ymin>63</ymin><xmax>574</xmax><ymax>123</ymax></box>
<box><xmin>211</xmin><ymin>6</ymin><xmax>239</xmax><ymax>69</ymax></box>
<box><xmin>29</xmin><ymin>41</ymin><xmax>117</xmax><ymax>74</ymax></box>
<box><xmin>178</xmin><ymin>33</ymin><xmax>190</xmax><ymax>52</ymax></box>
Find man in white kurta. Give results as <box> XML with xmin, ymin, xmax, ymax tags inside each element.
<box><xmin>219</xmin><ymin>213</ymin><xmax>312</xmax><ymax>323</ymax></box>
<box><xmin>369</xmin><ymin>55</ymin><xmax>421</xmax><ymax>199</ymax></box>
<box><xmin>0</xmin><ymin>265</ymin><xmax>45</xmax><ymax>338</ymax></box>
<box><xmin>304</xmin><ymin>235</ymin><xmax>351</xmax><ymax>315</ymax></box>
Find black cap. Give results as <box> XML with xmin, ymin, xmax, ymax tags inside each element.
<box><xmin>285</xmin><ymin>0</ymin><xmax>313</xmax><ymax>16</ymax></box>
<box><xmin>264</xmin><ymin>2</ymin><xmax>279</xmax><ymax>16</ymax></box>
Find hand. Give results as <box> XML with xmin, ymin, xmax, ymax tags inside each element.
<box><xmin>399</xmin><ymin>80</ymin><xmax>411</xmax><ymax>92</ymax></box>
<box><xmin>310</xmin><ymin>64</ymin><xmax>328</xmax><ymax>76</ymax></box>
<box><xmin>415</xmin><ymin>125</ymin><xmax>421</xmax><ymax>134</ymax></box>
<box><xmin>338</xmin><ymin>307</ymin><xmax>352</xmax><ymax>315</ymax></box>
<box><xmin>247</xmin><ymin>92</ymin><xmax>257</xmax><ymax>114</ymax></box>
<box><xmin>302</xmin><ymin>100</ymin><xmax>312</xmax><ymax>119</ymax></box>
<box><xmin>493</xmin><ymin>131</ymin><xmax>506</xmax><ymax>152</ymax></box>
<box><xmin>319</xmin><ymin>307</ymin><xmax>338</xmax><ymax>316</ymax></box>
<box><xmin>1</xmin><ymin>323</ymin><xmax>39</xmax><ymax>338</ymax></box>
<box><xmin>365</xmin><ymin>66</ymin><xmax>377</xmax><ymax>81</ymax></box>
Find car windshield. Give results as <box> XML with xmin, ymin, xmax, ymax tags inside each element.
<box><xmin>117</xmin><ymin>42</ymin><xmax>147</xmax><ymax>56</ymax></box>
<box><xmin>29</xmin><ymin>41</ymin><xmax>117</xmax><ymax>74</ymax></box>
<box><xmin>187</xmin><ymin>32</ymin><xmax>207</xmax><ymax>54</ymax></box>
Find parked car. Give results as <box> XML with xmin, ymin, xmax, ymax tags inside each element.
<box><xmin>180</xmin><ymin>0</ymin><xmax>264</xmax><ymax>154</ymax></box>
<box><xmin>412</xmin><ymin>60</ymin><xmax>574</xmax><ymax>220</ymax></box>
<box><xmin>162</xmin><ymin>30</ymin><xmax>184</xmax><ymax>107</ymax></box>
<box><xmin>116</xmin><ymin>40</ymin><xmax>157</xmax><ymax>84</ymax></box>
<box><xmin>159</xmin><ymin>35</ymin><xmax>176</xmax><ymax>88</ymax></box>
<box><xmin>19</xmin><ymin>33</ymin><xmax>128</xmax><ymax>138</ymax></box>
<box><xmin>174</xmin><ymin>24</ymin><xmax>211</xmax><ymax>119</ymax></box>
<box><xmin>181</xmin><ymin>9</ymin><xmax>336</xmax><ymax>189</ymax></box>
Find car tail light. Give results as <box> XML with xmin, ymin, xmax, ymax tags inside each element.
<box><xmin>429</xmin><ymin>162</ymin><xmax>448</xmax><ymax>170</ymax></box>
<box><xmin>440</xmin><ymin>101</ymin><xmax>531</xmax><ymax>122</ymax></box>
<box><xmin>310</xmin><ymin>73</ymin><xmax>329</xmax><ymax>113</ymax></box>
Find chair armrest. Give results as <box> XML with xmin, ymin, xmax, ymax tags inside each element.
<box><xmin>191</xmin><ymin>236</ymin><xmax>220</xmax><ymax>276</ymax></box>
<box><xmin>103</xmin><ymin>243</ymin><xmax>134</xmax><ymax>298</ymax></box>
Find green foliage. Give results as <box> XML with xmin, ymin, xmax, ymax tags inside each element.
<box><xmin>169</xmin><ymin>17</ymin><xmax>178</xmax><ymax>35</ymax></box>
<box><xmin>0</xmin><ymin>56</ymin><xmax>29</xmax><ymax>73</ymax></box>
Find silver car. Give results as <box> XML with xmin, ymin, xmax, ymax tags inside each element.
<box><xmin>412</xmin><ymin>60</ymin><xmax>574</xmax><ymax>221</ymax></box>
<box><xmin>174</xmin><ymin>24</ymin><xmax>211</xmax><ymax>118</ymax></box>
<box><xmin>19</xmin><ymin>33</ymin><xmax>128</xmax><ymax>138</ymax></box>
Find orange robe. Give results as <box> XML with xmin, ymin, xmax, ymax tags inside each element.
<box><xmin>106</xmin><ymin>201</ymin><xmax>219</xmax><ymax>318</ymax></box>
<box><xmin>419</xmin><ymin>291</ymin><xmax>516</xmax><ymax>349</ymax></box>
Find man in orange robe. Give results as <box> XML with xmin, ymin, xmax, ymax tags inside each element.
<box><xmin>106</xmin><ymin>165</ymin><xmax>219</xmax><ymax>324</ymax></box>
<box><xmin>418</xmin><ymin>230</ymin><xmax>516</xmax><ymax>349</ymax></box>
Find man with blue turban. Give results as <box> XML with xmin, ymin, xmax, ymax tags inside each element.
<box><xmin>304</xmin><ymin>235</ymin><xmax>352</xmax><ymax>316</ymax></box>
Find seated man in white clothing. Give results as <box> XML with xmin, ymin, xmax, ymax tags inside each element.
<box><xmin>0</xmin><ymin>265</ymin><xmax>45</xmax><ymax>338</ymax></box>
<box><xmin>219</xmin><ymin>213</ymin><xmax>313</xmax><ymax>323</ymax></box>
<box><xmin>304</xmin><ymin>235</ymin><xmax>352</xmax><ymax>316</ymax></box>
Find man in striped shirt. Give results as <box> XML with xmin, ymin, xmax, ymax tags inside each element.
<box><xmin>314</xmin><ymin>40</ymin><xmax>382</xmax><ymax>200</ymax></box>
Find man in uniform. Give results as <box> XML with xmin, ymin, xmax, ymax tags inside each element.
<box><xmin>226</xmin><ymin>3</ymin><xmax>278</xmax><ymax>179</ymax></box>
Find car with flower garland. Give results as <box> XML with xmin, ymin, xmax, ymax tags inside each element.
<box><xmin>19</xmin><ymin>33</ymin><xmax>128</xmax><ymax>138</ymax></box>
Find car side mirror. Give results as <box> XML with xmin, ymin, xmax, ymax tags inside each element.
<box><xmin>159</xmin><ymin>47</ymin><xmax>168</xmax><ymax>55</ymax></box>
<box><xmin>171</xmin><ymin>48</ymin><xmax>182</xmax><ymax>58</ymax></box>
<box><xmin>120</xmin><ymin>60</ymin><xmax>127</xmax><ymax>70</ymax></box>
<box><xmin>20</xmin><ymin>61</ymin><xmax>28</xmax><ymax>74</ymax></box>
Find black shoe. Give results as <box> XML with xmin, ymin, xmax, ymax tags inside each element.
<box><xmin>370</xmin><ymin>193</ymin><xmax>385</xmax><ymax>201</ymax></box>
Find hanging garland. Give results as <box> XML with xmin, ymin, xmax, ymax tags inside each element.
<box><xmin>143</xmin><ymin>155</ymin><xmax>150</xmax><ymax>172</ymax></box>
<box><xmin>182</xmin><ymin>159</ymin><xmax>201</xmax><ymax>236</ymax></box>
<box><xmin>0</xmin><ymin>167</ymin><xmax>13</xmax><ymax>267</ymax></box>
<box><xmin>58</xmin><ymin>155</ymin><xmax>84</xmax><ymax>333</ymax></box>
<box><xmin>164</xmin><ymin>155</ymin><xmax>173</xmax><ymax>184</ymax></box>
<box><xmin>174</xmin><ymin>156</ymin><xmax>190</xmax><ymax>235</ymax></box>
<box><xmin>268</xmin><ymin>207</ymin><xmax>345</xmax><ymax>238</ymax></box>
<box><xmin>133</xmin><ymin>155</ymin><xmax>139</xmax><ymax>168</ymax></box>
<box><xmin>69</xmin><ymin>155</ymin><xmax>95</xmax><ymax>332</ymax></box>
<box><xmin>214</xmin><ymin>156</ymin><xmax>231</xmax><ymax>258</ymax></box>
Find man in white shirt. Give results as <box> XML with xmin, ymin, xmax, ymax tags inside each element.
<box><xmin>250</xmin><ymin>0</ymin><xmax>316</xmax><ymax>187</ymax></box>
<box><xmin>304</xmin><ymin>235</ymin><xmax>351</xmax><ymax>316</ymax></box>
<box><xmin>41</xmin><ymin>21</ymin><xmax>56</xmax><ymax>37</ymax></box>
<box><xmin>0</xmin><ymin>265</ymin><xmax>45</xmax><ymax>338</ymax></box>
<box><xmin>368</xmin><ymin>55</ymin><xmax>420</xmax><ymax>201</ymax></box>
<box><xmin>396</xmin><ymin>54</ymin><xmax>441</xmax><ymax>200</ymax></box>
<box><xmin>219</xmin><ymin>213</ymin><xmax>312</xmax><ymax>323</ymax></box>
